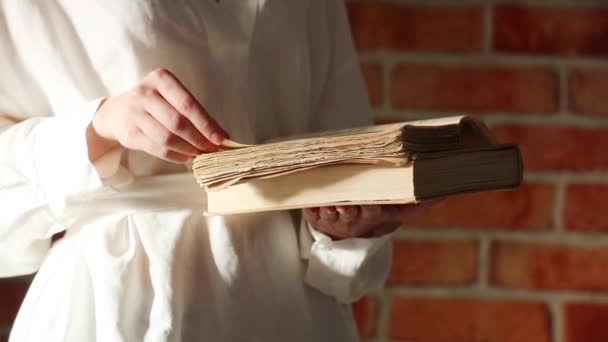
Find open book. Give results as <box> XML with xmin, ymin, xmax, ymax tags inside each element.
<box><xmin>192</xmin><ymin>116</ymin><xmax>522</xmax><ymax>215</ymax></box>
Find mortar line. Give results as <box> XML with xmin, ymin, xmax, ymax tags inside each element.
<box><xmin>482</xmin><ymin>2</ymin><xmax>493</xmax><ymax>54</ymax></box>
<box><xmin>357</xmin><ymin>51</ymin><xmax>608</xmax><ymax>68</ymax></box>
<box><xmin>348</xmin><ymin>0</ymin><xmax>489</xmax><ymax>6</ymax></box>
<box><xmin>492</xmin><ymin>0</ymin><xmax>608</xmax><ymax>5</ymax></box>
<box><xmin>349</xmin><ymin>0</ymin><xmax>608</xmax><ymax>7</ymax></box>
<box><xmin>549</xmin><ymin>300</ymin><xmax>564</xmax><ymax>342</ymax></box>
<box><xmin>368</xmin><ymin>292</ymin><xmax>381</xmax><ymax>341</ymax></box>
<box><xmin>554</xmin><ymin>177</ymin><xmax>567</xmax><ymax>232</ymax></box>
<box><xmin>393</xmin><ymin>228</ymin><xmax>608</xmax><ymax>245</ymax></box>
<box><xmin>524</xmin><ymin>172</ymin><xmax>608</xmax><ymax>183</ymax></box>
<box><xmin>558</xmin><ymin>64</ymin><xmax>569</xmax><ymax>114</ymax></box>
<box><xmin>374</xmin><ymin>111</ymin><xmax>608</xmax><ymax>127</ymax></box>
<box><xmin>477</xmin><ymin>237</ymin><xmax>490</xmax><ymax>289</ymax></box>
<box><xmin>385</xmin><ymin>286</ymin><xmax>608</xmax><ymax>303</ymax></box>
<box><xmin>375</xmin><ymin>290</ymin><xmax>392</xmax><ymax>342</ymax></box>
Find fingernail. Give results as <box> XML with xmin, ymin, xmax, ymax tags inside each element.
<box><xmin>211</xmin><ymin>132</ymin><xmax>224</xmax><ymax>145</ymax></box>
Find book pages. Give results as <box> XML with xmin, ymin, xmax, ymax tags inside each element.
<box><xmin>193</xmin><ymin>115</ymin><xmax>493</xmax><ymax>190</ymax></box>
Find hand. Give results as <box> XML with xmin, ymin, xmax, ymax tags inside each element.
<box><xmin>302</xmin><ymin>202</ymin><xmax>438</xmax><ymax>240</ymax></box>
<box><xmin>87</xmin><ymin>68</ymin><xmax>228</xmax><ymax>163</ymax></box>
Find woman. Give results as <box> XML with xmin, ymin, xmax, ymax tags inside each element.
<box><xmin>0</xmin><ymin>1</ymin><xmax>427</xmax><ymax>341</ymax></box>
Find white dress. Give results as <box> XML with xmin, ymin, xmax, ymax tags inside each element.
<box><xmin>0</xmin><ymin>1</ymin><xmax>394</xmax><ymax>341</ymax></box>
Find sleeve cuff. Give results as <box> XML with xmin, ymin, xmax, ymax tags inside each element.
<box><xmin>299</xmin><ymin>218</ymin><xmax>394</xmax><ymax>303</ymax></box>
<box><xmin>32</xmin><ymin>98</ymin><xmax>124</xmax><ymax>219</ymax></box>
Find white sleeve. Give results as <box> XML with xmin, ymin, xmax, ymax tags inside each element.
<box><xmin>0</xmin><ymin>12</ymin><xmax>122</xmax><ymax>276</ymax></box>
<box><xmin>0</xmin><ymin>101</ymin><xmax>125</xmax><ymax>277</ymax></box>
<box><xmin>299</xmin><ymin>219</ymin><xmax>394</xmax><ymax>304</ymax></box>
<box><xmin>300</xmin><ymin>0</ymin><xmax>393</xmax><ymax>304</ymax></box>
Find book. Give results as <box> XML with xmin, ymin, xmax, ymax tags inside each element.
<box><xmin>192</xmin><ymin>116</ymin><xmax>522</xmax><ymax>215</ymax></box>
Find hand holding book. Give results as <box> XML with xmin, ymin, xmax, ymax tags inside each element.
<box><xmin>304</xmin><ymin>202</ymin><xmax>440</xmax><ymax>240</ymax></box>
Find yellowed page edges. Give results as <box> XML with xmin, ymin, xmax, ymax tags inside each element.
<box><xmin>220</xmin><ymin>139</ymin><xmax>255</xmax><ymax>149</ymax></box>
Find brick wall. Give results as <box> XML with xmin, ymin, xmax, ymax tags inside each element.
<box><xmin>2</xmin><ymin>1</ymin><xmax>608</xmax><ymax>341</ymax></box>
<box><xmin>349</xmin><ymin>0</ymin><xmax>608</xmax><ymax>341</ymax></box>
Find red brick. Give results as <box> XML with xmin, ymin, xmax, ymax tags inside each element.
<box><xmin>391</xmin><ymin>64</ymin><xmax>558</xmax><ymax>113</ymax></box>
<box><xmin>564</xmin><ymin>184</ymin><xmax>608</xmax><ymax>232</ymax></box>
<box><xmin>0</xmin><ymin>279</ymin><xmax>28</xmax><ymax>326</ymax></box>
<box><xmin>494</xmin><ymin>125</ymin><xmax>608</xmax><ymax>171</ymax></box>
<box><xmin>491</xmin><ymin>241</ymin><xmax>608</xmax><ymax>291</ymax></box>
<box><xmin>389</xmin><ymin>297</ymin><xmax>550</xmax><ymax>342</ymax></box>
<box><xmin>347</xmin><ymin>3</ymin><xmax>482</xmax><ymax>52</ymax></box>
<box><xmin>387</xmin><ymin>239</ymin><xmax>477</xmax><ymax>285</ymax></box>
<box><xmin>405</xmin><ymin>183</ymin><xmax>554</xmax><ymax>230</ymax></box>
<box><xmin>564</xmin><ymin>302</ymin><xmax>608</xmax><ymax>342</ymax></box>
<box><xmin>569</xmin><ymin>69</ymin><xmax>608</xmax><ymax>116</ymax></box>
<box><xmin>361</xmin><ymin>63</ymin><xmax>382</xmax><ymax>108</ymax></box>
<box><xmin>494</xmin><ymin>5</ymin><xmax>608</xmax><ymax>57</ymax></box>
<box><xmin>351</xmin><ymin>295</ymin><xmax>377</xmax><ymax>339</ymax></box>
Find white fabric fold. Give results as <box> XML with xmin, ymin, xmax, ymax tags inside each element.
<box><xmin>0</xmin><ymin>98</ymin><xmax>122</xmax><ymax>277</ymax></box>
<box><xmin>0</xmin><ymin>1</ymin><xmax>392</xmax><ymax>341</ymax></box>
<box><xmin>31</xmin><ymin>98</ymin><xmax>108</xmax><ymax>218</ymax></box>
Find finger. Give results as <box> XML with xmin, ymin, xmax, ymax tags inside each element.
<box><xmin>336</xmin><ymin>205</ymin><xmax>351</xmax><ymax>213</ymax></box>
<box><xmin>148</xmin><ymin>68</ymin><xmax>228</xmax><ymax>145</ymax></box>
<box><xmin>142</xmin><ymin>89</ymin><xmax>217</xmax><ymax>152</ymax></box>
<box><xmin>303</xmin><ymin>207</ymin><xmax>320</xmax><ymax>224</ymax></box>
<box><xmin>319</xmin><ymin>206</ymin><xmax>338</xmax><ymax>223</ymax></box>
<box><xmin>147</xmin><ymin>144</ymin><xmax>192</xmax><ymax>164</ymax></box>
<box><xmin>133</xmin><ymin>110</ymin><xmax>199</xmax><ymax>157</ymax></box>
<box><xmin>130</xmin><ymin>127</ymin><xmax>192</xmax><ymax>164</ymax></box>
<box><xmin>360</xmin><ymin>205</ymin><xmax>382</xmax><ymax>222</ymax></box>
<box><xmin>337</xmin><ymin>205</ymin><xmax>360</xmax><ymax>224</ymax></box>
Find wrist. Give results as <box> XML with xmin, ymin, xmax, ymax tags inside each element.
<box><xmin>87</xmin><ymin>98</ymin><xmax>120</xmax><ymax>161</ymax></box>
<box><xmin>91</xmin><ymin>98</ymin><xmax>116</xmax><ymax>142</ymax></box>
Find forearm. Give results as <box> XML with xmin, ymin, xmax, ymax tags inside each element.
<box><xmin>0</xmin><ymin>100</ymin><xmax>111</xmax><ymax>275</ymax></box>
